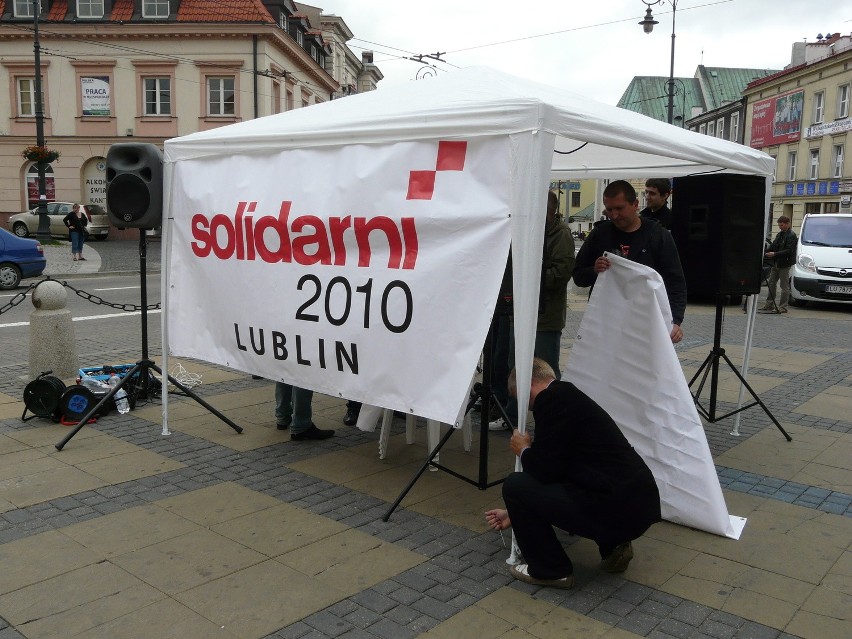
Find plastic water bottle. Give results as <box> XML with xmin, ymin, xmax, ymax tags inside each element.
<box><xmin>108</xmin><ymin>374</ymin><xmax>130</xmax><ymax>414</ymax></box>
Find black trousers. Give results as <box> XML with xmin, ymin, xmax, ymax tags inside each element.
<box><xmin>503</xmin><ymin>472</ymin><xmax>621</xmax><ymax>579</ymax></box>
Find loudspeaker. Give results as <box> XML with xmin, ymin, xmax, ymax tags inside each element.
<box><xmin>105</xmin><ymin>143</ymin><xmax>163</xmax><ymax>228</ymax></box>
<box><xmin>671</xmin><ymin>174</ymin><xmax>766</xmax><ymax>296</ymax></box>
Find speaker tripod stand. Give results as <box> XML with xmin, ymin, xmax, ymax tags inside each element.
<box><xmin>382</xmin><ymin>314</ymin><xmax>510</xmax><ymax>521</ymax></box>
<box><xmin>688</xmin><ymin>296</ymin><xmax>791</xmax><ymax>441</ymax></box>
<box><xmin>56</xmin><ymin>233</ymin><xmax>243</xmax><ymax>451</ymax></box>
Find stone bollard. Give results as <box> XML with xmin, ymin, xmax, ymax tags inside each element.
<box><xmin>29</xmin><ymin>280</ymin><xmax>79</xmax><ymax>380</ymax></box>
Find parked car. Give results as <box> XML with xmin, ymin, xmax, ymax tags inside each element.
<box><xmin>7</xmin><ymin>202</ymin><xmax>110</xmax><ymax>241</ymax></box>
<box><xmin>790</xmin><ymin>213</ymin><xmax>852</xmax><ymax>307</ymax></box>
<box><xmin>0</xmin><ymin>226</ymin><xmax>46</xmax><ymax>289</ymax></box>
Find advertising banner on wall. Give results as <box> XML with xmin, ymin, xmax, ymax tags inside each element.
<box><xmin>81</xmin><ymin>76</ymin><xmax>111</xmax><ymax>116</ymax></box>
<box><xmin>166</xmin><ymin>138</ymin><xmax>512</xmax><ymax>424</ymax></box>
<box><xmin>750</xmin><ymin>89</ymin><xmax>804</xmax><ymax>148</ymax></box>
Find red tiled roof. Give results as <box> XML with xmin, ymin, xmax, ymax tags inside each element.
<box><xmin>46</xmin><ymin>0</ymin><xmax>68</xmax><ymax>21</ymax></box>
<box><xmin>745</xmin><ymin>63</ymin><xmax>807</xmax><ymax>90</ymax></box>
<box><xmin>177</xmin><ymin>0</ymin><xmax>274</xmax><ymax>23</ymax></box>
<box><xmin>110</xmin><ymin>0</ymin><xmax>134</xmax><ymax>22</ymax></box>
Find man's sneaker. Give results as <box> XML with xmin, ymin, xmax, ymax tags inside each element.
<box><xmin>291</xmin><ymin>424</ymin><xmax>335</xmax><ymax>441</ymax></box>
<box><xmin>488</xmin><ymin>417</ymin><xmax>509</xmax><ymax>431</ymax></box>
<box><xmin>778</xmin><ymin>307</ymin><xmax>788</xmax><ymax>313</ymax></box>
<box><xmin>509</xmin><ymin>563</ymin><xmax>573</xmax><ymax>589</ymax></box>
<box><xmin>600</xmin><ymin>541</ymin><xmax>634</xmax><ymax>573</ymax></box>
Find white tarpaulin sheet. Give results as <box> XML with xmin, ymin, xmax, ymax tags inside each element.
<box><xmin>564</xmin><ymin>254</ymin><xmax>745</xmax><ymax>539</ymax></box>
<box><xmin>167</xmin><ymin>137</ymin><xmax>518</xmax><ymax>425</ymax></box>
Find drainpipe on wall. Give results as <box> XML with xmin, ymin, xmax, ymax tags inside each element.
<box><xmin>253</xmin><ymin>35</ymin><xmax>259</xmax><ymax>119</ymax></box>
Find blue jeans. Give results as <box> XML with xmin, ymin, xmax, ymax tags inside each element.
<box><xmin>534</xmin><ymin>330</ymin><xmax>562</xmax><ymax>381</ymax></box>
<box><xmin>275</xmin><ymin>382</ymin><xmax>313</xmax><ymax>433</ymax></box>
<box><xmin>70</xmin><ymin>231</ymin><xmax>85</xmax><ymax>255</ymax></box>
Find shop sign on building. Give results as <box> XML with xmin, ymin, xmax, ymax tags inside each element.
<box><xmin>84</xmin><ymin>160</ymin><xmax>107</xmax><ymax>206</ymax></box>
<box><xmin>806</xmin><ymin>118</ymin><xmax>852</xmax><ymax>139</ymax></box>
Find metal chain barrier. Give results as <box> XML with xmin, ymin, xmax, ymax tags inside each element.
<box><xmin>0</xmin><ymin>281</ymin><xmax>39</xmax><ymax>316</ymax></box>
<box><xmin>0</xmin><ymin>276</ymin><xmax>160</xmax><ymax>317</ymax></box>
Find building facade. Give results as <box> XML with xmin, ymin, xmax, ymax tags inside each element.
<box><xmin>295</xmin><ymin>3</ymin><xmax>383</xmax><ymax>99</ymax></box>
<box><xmin>0</xmin><ymin>0</ymin><xmax>378</xmax><ymax>231</ymax></box>
<box><xmin>743</xmin><ymin>33</ymin><xmax>852</xmax><ymax>226</ymax></box>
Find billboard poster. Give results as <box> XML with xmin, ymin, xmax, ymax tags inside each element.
<box><xmin>750</xmin><ymin>90</ymin><xmax>804</xmax><ymax>148</ymax></box>
<box><xmin>81</xmin><ymin>76</ymin><xmax>111</xmax><ymax>116</ymax></box>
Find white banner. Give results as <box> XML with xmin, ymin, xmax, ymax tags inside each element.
<box><xmin>564</xmin><ymin>254</ymin><xmax>744</xmax><ymax>539</ymax></box>
<box><xmin>167</xmin><ymin>138</ymin><xmax>512</xmax><ymax>424</ymax></box>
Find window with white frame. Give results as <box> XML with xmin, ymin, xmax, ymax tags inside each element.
<box><xmin>813</xmin><ymin>91</ymin><xmax>825</xmax><ymax>123</ymax></box>
<box><xmin>698</xmin><ymin>123</ymin><xmax>706</xmax><ymax>135</ymax></box>
<box><xmin>706</xmin><ymin>121</ymin><xmax>715</xmax><ymax>136</ymax></box>
<box><xmin>729</xmin><ymin>112</ymin><xmax>740</xmax><ymax>142</ymax></box>
<box><xmin>279</xmin><ymin>10</ymin><xmax>287</xmax><ymax>30</ymax></box>
<box><xmin>142</xmin><ymin>0</ymin><xmax>169</xmax><ymax>18</ymax></box>
<box><xmin>16</xmin><ymin>77</ymin><xmax>38</xmax><ymax>117</ymax></box>
<box><xmin>716</xmin><ymin>118</ymin><xmax>725</xmax><ymax>138</ymax></box>
<box><xmin>143</xmin><ymin>77</ymin><xmax>171</xmax><ymax>115</ymax></box>
<box><xmin>809</xmin><ymin>148</ymin><xmax>819</xmax><ymax>179</ymax></box>
<box><xmin>833</xmin><ymin>144</ymin><xmax>845</xmax><ymax>178</ymax></box>
<box><xmin>787</xmin><ymin>151</ymin><xmax>797</xmax><ymax>181</ymax></box>
<box><xmin>77</xmin><ymin>0</ymin><xmax>104</xmax><ymax>18</ymax></box>
<box><xmin>839</xmin><ymin>84</ymin><xmax>850</xmax><ymax>119</ymax></box>
<box><xmin>770</xmin><ymin>155</ymin><xmax>777</xmax><ymax>180</ymax></box>
<box><xmin>14</xmin><ymin>0</ymin><xmax>40</xmax><ymax>18</ymax></box>
<box><xmin>296</xmin><ymin>30</ymin><xmax>304</xmax><ymax>46</ymax></box>
<box><xmin>207</xmin><ymin>77</ymin><xmax>235</xmax><ymax>116</ymax></box>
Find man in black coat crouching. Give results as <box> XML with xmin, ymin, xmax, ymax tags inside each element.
<box><xmin>486</xmin><ymin>358</ymin><xmax>661</xmax><ymax>588</ymax></box>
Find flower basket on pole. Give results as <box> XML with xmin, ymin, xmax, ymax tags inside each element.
<box><xmin>22</xmin><ymin>145</ymin><xmax>60</xmax><ymax>164</ymax></box>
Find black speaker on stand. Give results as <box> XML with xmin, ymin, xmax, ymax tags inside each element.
<box><xmin>671</xmin><ymin>173</ymin><xmax>766</xmax><ymax>299</ymax></box>
<box><xmin>670</xmin><ymin>174</ymin><xmax>790</xmax><ymax>441</ymax></box>
<box><xmin>105</xmin><ymin>143</ymin><xmax>164</xmax><ymax>230</ymax></box>
<box><xmin>56</xmin><ymin>144</ymin><xmax>244</xmax><ymax>450</ymax></box>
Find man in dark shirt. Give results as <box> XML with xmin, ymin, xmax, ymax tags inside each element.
<box><xmin>573</xmin><ymin>180</ymin><xmax>686</xmax><ymax>343</ymax></box>
<box><xmin>485</xmin><ymin>359</ymin><xmax>661</xmax><ymax>588</ymax></box>
<box><xmin>640</xmin><ymin>178</ymin><xmax>673</xmax><ymax>229</ymax></box>
<box><xmin>760</xmin><ymin>216</ymin><xmax>797</xmax><ymax>313</ymax></box>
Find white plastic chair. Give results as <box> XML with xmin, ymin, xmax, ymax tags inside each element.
<box><xmin>377</xmin><ymin>410</ymin><xmax>472</xmax><ymax>461</ymax></box>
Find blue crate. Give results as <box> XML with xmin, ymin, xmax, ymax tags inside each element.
<box><xmin>78</xmin><ymin>364</ymin><xmax>136</xmax><ymax>382</ymax></box>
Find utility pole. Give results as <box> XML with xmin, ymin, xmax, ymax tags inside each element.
<box><xmin>33</xmin><ymin>0</ymin><xmax>50</xmax><ymax>239</ymax></box>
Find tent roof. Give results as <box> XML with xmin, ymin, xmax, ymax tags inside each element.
<box><xmin>165</xmin><ymin>66</ymin><xmax>774</xmax><ymax>180</ymax></box>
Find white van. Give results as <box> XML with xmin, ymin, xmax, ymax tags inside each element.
<box><xmin>790</xmin><ymin>213</ymin><xmax>852</xmax><ymax>306</ymax></box>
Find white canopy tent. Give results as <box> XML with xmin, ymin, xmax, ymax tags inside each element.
<box><xmin>162</xmin><ymin>66</ymin><xmax>773</xmax><ymax>539</ymax></box>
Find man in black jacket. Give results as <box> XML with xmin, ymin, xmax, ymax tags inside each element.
<box><xmin>573</xmin><ymin>180</ymin><xmax>686</xmax><ymax>343</ymax></box>
<box><xmin>640</xmin><ymin>178</ymin><xmax>673</xmax><ymax>229</ymax></box>
<box><xmin>760</xmin><ymin>216</ymin><xmax>797</xmax><ymax>313</ymax></box>
<box><xmin>485</xmin><ymin>359</ymin><xmax>661</xmax><ymax>588</ymax></box>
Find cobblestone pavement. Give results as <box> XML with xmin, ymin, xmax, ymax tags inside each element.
<box><xmin>0</xmin><ymin>258</ymin><xmax>850</xmax><ymax>638</ymax></box>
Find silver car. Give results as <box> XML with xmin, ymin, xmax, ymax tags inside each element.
<box><xmin>7</xmin><ymin>202</ymin><xmax>110</xmax><ymax>241</ymax></box>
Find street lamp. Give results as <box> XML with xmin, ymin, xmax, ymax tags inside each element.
<box><xmin>32</xmin><ymin>0</ymin><xmax>50</xmax><ymax>239</ymax></box>
<box><xmin>639</xmin><ymin>0</ymin><xmax>677</xmax><ymax>125</ymax></box>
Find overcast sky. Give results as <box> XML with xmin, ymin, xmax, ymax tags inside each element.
<box><xmin>322</xmin><ymin>0</ymin><xmax>851</xmax><ymax>105</ymax></box>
